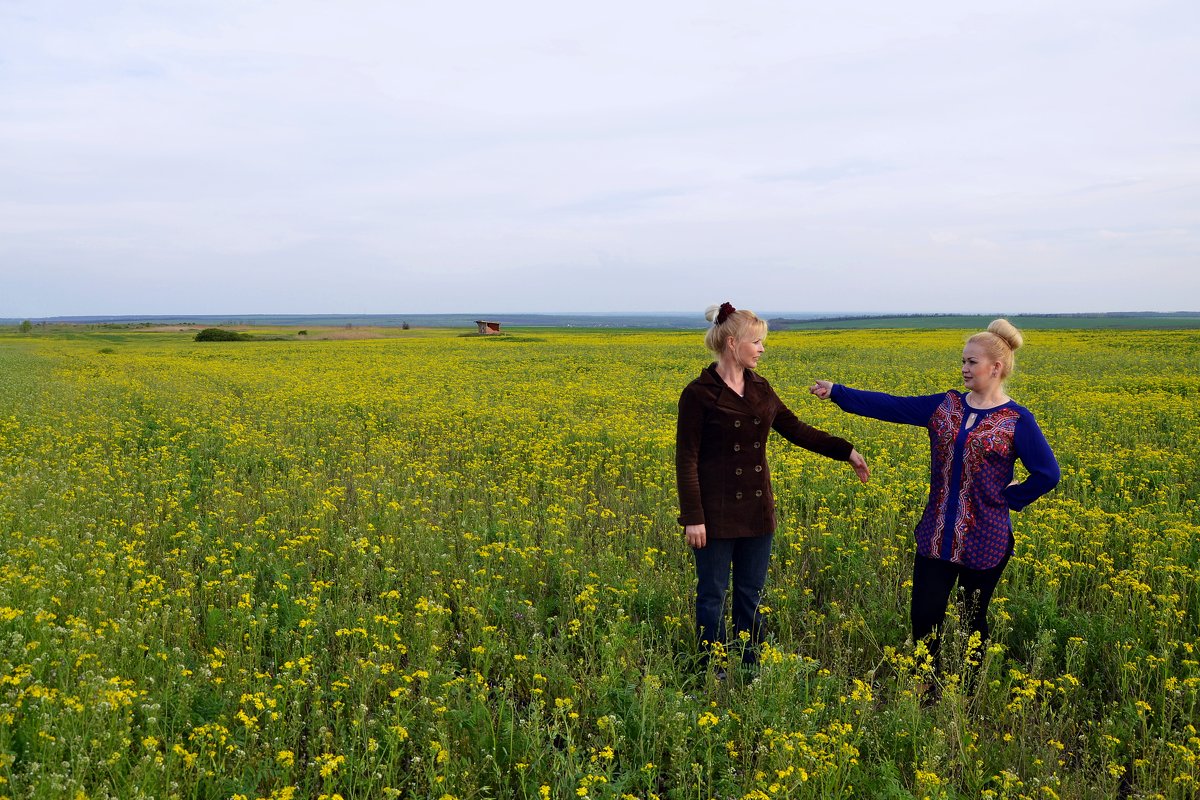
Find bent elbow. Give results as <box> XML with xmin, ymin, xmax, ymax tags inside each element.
<box><xmin>1046</xmin><ymin>461</ymin><xmax>1062</xmax><ymax>489</ymax></box>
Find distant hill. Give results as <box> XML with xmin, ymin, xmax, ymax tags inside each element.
<box><xmin>768</xmin><ymin>312</ymin><xmax>1200</xmax><ymax>330</ymax></box>
<box><xmin>3</xmin><ymin>312</ymin><xmax>718</xmax><ymax>329</ymax></box>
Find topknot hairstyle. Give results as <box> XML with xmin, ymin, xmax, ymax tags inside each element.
<box><xmin>704</xmin><ymin>302</ymin><xmax>768</xmax><ymax>355</ymax></box>
<box><xmin>967</xmin><ymin>318</ymin><xmax>1024</xmax><ymax>380</ymax></box>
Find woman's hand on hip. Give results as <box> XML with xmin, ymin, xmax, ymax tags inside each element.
<box><xmin>848</xmin><ymin>448</ymin><xmax>870</xmax><ymax>483</ymax></box>
<box><xmin>809</xmin><ymin>380</ymin><xmax>834</xmax><ymax>400</ymax></box>
<box><xmin>685</xmin><ymin>524</ymin><xmax>707</xmax><ymax>549</ymax></box>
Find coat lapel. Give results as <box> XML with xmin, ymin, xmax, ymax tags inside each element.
<box><xmin>715</xmin><ymin>386</ymin><xmax>750</xmax><ymax>414</ymax></box>
<box><xmin>703</xmin><ymin>365</ymin><xmax>765</xmax><ymax>416</ymax></box>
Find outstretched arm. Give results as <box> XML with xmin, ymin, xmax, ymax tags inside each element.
<box><xmin>811</xmin><ymin>381</ymin><xmax>944</xmax><ymax>427</ymax></box>
<box><xmin>772</xmin><ymin>400</ymin><xmax>854</xmax><ymax>460</ymax></box>
<box><xmin>772</xmin><ymin>389</ymin><xmax>868</xmax><ymax>483</ymax></box>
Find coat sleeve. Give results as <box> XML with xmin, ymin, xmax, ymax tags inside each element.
<box><xmin>831</xmin><ymin>384</ymin><xmax>945</xmax><ymax>426</ymax></box>
<box><xmin>770</xmin><ymin>388</ymin><xmax>854</xmax><ymax>461</ymax></box>
<box><xmin>1003</xmin><ymin>411</ymin><xmax>1060</xmax><ymax>511</ymax></box>
<box><xmin>675</xmin><ymin>385</ymin><xmax>706</xmax><ymax>526</ymax></box>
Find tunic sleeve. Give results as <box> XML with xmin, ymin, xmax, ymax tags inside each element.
<box><xmin>1003</xmin><ymin>412</ymin><xmax>1060</xmax><ymax>511</ymax></box>
<box><xmin>675</xmin><ymin>386</ymin><xmax>706</xmax><ymax>526</ymax></box>
<box><xmin>831</xmin><ymin>384</ymin><xmax>945</xmax><ymax>426</ymax></box>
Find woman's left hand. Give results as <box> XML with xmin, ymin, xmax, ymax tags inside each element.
<box><xmin>848</xmin><ymin>448</ymin><xmax>870</xmax><ymax>483</ymax></box>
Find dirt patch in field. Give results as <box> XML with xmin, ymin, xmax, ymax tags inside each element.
<box><xmin>134</xmin><ymin>325</ymin><xmax>419</xmax><ymax>339</ymax></box>
<box><xmin>305</xmin><ymin>329</ymin><xmax>392</xmax><ymax>339</ymax></box>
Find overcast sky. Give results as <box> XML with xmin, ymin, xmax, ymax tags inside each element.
<box><xmin>2</xmin><ymin>1</ymin><xmax>1197</xmax><ymax>316</ymax></box>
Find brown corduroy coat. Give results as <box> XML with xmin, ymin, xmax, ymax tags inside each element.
<box><xmin>676</xmin><ymin>365</ymin><xmax>854</xmax><ymax>539</ymax></box>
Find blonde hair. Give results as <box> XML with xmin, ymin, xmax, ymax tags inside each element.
<box><xmin>704</xmin><ymin>303</ymin><xmax>767</xmax><ymax>355</ymax></box>
<box><xmin>967</xmin><ymin>318</ymin><xmax>1023</xmax><ymax>380</ymax></box>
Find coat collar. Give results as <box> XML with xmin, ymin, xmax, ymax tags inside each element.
<box><xmin>699</xmin><ymin>363</ymin><xmax>767</xmax><ymax>413</ymax></box>
<box><xmin>697</xmin><ymin>363</ymin><xmax>767</xmax><ymax>387</ymax></box>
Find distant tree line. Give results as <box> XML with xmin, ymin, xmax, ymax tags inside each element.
<box><xmin>195</xmin><ymin>328</ymin><xmax>253</xmax><ymax>342</ymax></box>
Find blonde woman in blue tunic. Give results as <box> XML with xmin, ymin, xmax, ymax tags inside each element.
<box><xmin>810</xmin><ymin>319</ymin><xmax>1060</xmax><ymax>683</ymax></box>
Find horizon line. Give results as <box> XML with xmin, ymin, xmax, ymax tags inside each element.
<box><xmin>7</xmin><ymin>309</ymin><xmax>1200</xmax><ymax>322</ymax></box>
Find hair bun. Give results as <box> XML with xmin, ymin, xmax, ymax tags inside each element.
<box><xmin>988</xmin><ymin>318</ymin><xmax>1023</xmax><ymax>350</ymax></box>
<box><xmin>704</xmin><ymin>304</ymin><xmax>722</xmax><ymax>324</ymax></box>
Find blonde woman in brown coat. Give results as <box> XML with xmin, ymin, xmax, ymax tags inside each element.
<box><xmin>676</xmin><ymin>302</ymin><xmax>869</xmax><ymax>671</ymax></box>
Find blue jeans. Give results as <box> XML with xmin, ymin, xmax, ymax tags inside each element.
<box><xmin>693</xmin><ymin>533</ymin><xmax>773</xmax><ymax>666</ymax></box>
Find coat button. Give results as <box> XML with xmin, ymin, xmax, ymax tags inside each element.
<box><xmin>735</xmin><ymin>491</ymin><xmax>743</xmax><ymax>500</ymax></box>
<box><xmin>754</xmin><ymin>418</ymin><xmax>761</xmax><ymax>425</ymax></box>
<box><xmin>734</xmin><ymin>420</ymin><xmax>741</xmax><ymax>428</ymax></box>
<box><xmin>755</xmin><ymin>465</ymin><xmax>762</xmax><ymax>472</ymax></box>
<box><xmin>753</xmin><ymin>441</ymin><xmax>761</xmax><ymax>449</ymax></box>
<box><xmin>733</xmin><ymin>443</ymin><xmax>740</xmax><ymax>452</ymax></box>
<box><xmin>735</xmin><ymin>468</ymin><xmax>742</xmax><ymax>476</ymax></box>
<box><xmin>755</xmin><ymin>490</ymin><xmax>763</xmax><ymax>497</ymax></box>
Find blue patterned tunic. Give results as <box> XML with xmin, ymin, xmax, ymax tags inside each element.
<box><xmin>831</xmin><ymin>386</ymin><xmax>1060</xmax><ymax>569</ymax></box>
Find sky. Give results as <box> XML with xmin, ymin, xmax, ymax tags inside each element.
<box><xmin>2</xmin><ymin>1</ymin><xmax>1197</xmax><ymax>317</ymax></box>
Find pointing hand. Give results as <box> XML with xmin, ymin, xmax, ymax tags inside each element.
<box><xmin>809</xmin><ymin>380</ymin><xmax>833</xmax><ymax>400</ymax></box>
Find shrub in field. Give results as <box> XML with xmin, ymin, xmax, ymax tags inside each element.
<box><xmin>194</xmin><ymin>327</ymin><xmax>252</xmax><ymax>342</ymax></box>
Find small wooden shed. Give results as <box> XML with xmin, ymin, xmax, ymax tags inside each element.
<box><xmin>474</xmin><ymin>320</ymin><xmax>502</xmax><ymax>334</ymax></box>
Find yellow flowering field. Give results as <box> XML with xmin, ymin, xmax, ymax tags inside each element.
<box><xmin>0</xmin><ymin>327</ymin><xmax>1196</xmax><ymax>800</ymax></box>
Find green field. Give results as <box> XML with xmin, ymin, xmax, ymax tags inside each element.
<box><xmin>0</xmin><ymin>328</ymin><xmax>1197</xmax><ymax>799</ymax></box>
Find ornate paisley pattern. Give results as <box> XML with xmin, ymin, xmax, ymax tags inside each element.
<box><xmin>952</xmin><ymin>408</ymin><xmax>1019</xmax><ymax>565</ymax></box>
<box><xmin>925</xmin><ymin>392</ymin><xmax>962</xmax><ymax>558</ymax></box>
<box><xmin>916</xmin><ymin>393</ymin><xmax>1021</xmax><ymax>569</ymax></box>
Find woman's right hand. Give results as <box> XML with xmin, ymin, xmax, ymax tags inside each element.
<box><xmin>848</xmin><ymin>448</ymin><xmax>870</xmax><ymax>483</ymax></box>
<box><xmin>809</xmin><ymin>380</ymin><xmax>834</xmax><ymax>400</ymax></box>
<box><xmin>685</xmin><ymin>524</ymin><xmax>707</xmax><ymax>549</ymax></box>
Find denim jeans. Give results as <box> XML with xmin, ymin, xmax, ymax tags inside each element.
<box><xmin>693</xmin><ymin>533</ymin><xmax>773</xmax><ymax>666</ymax></box>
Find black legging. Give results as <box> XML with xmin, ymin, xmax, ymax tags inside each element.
<box><xmin>911</xmin><ymin>550</ymin><xmax>1011</xmax><ymax>673</ymax></box>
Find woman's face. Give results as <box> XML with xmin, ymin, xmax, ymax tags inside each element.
<box><xmin>961</xmin><ymin>341</ymin><xmax>1001</xmax><ymax>392</ymax></box>
<box><xmin>730</xmin><ymin>332</ymin><xmax>765</xmax><ymax>369</ymax></box>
